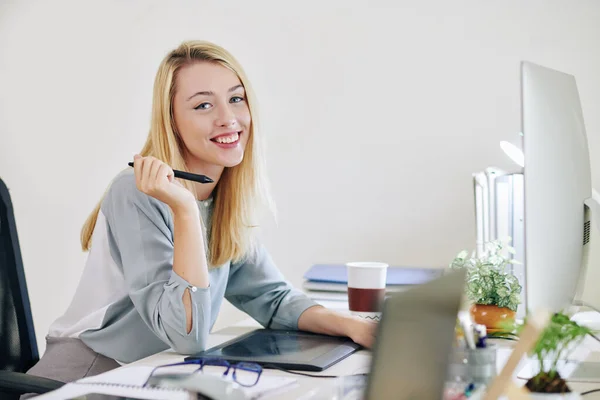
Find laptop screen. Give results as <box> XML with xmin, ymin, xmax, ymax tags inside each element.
<box><xmin>364</xmin><ymin>269</ymin><xmax>466</xmax><ymax>400</ymax></box>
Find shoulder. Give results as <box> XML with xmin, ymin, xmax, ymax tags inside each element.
<box><xmin>104</xmin><ymin>168</ymin><xmax>142</xmax><ymax>205</ymax></box>
<box><xmin>101</xmin><ymin>169</ymin><xmax>170</xmax><ymax>221</ymax></box>
<box><xmin>106</xmin><ymin>168</ymin><xmax>136</xmax><ymax>193</ymax></box>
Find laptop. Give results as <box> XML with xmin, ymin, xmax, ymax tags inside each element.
<box><xmin>364</xmin><ymin>268</ymin><xmax>466</xmax><ymax>400</ymax></box>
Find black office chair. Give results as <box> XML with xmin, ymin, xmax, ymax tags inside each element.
<box><xmin>0</xmin><ymin>178</ymin><xmax>65</xmax><ymax>399</ymax></box>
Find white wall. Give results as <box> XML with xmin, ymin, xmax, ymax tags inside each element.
<box><xmin>1</xmin><ymin>0</ymin><xmax>599</xmax><ymax>354</ymax></box>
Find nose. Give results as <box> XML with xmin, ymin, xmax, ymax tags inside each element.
<box><xmin>215</xmin><ymin>105</ymin><xmax>237</xmax><ymax>128</ymax></box>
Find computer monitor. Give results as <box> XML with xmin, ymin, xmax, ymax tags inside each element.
<box><xmin>521</xmin><ymin>61</ymin><xmax>599</xmax><ymax>314</ymax></box>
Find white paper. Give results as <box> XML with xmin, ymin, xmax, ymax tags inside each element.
<box><xmin>34</xmin><ymin>365</ymin><xmax>297</xmax><ymax>400</ymax></box>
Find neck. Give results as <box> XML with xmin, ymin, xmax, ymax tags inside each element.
<box><xmin>184</xmin><ymin>157</ymin><xmax>224</xmax><ymax>200</ymax></box>
<box><xmin>193</xmin><ymin>180</ymin><xmax>218</xmax><ymax>201</ymax></box>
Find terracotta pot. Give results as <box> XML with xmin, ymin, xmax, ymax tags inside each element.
<box><xmin>470</xmin><ymin>304</ymin><xmax>516</xmax><ymax>331</ymax></box>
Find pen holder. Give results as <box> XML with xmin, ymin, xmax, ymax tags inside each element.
<box><xmin>447</xmin><ymin>344</ymin><xmax>497</xmax><ymax>385</ymax></box>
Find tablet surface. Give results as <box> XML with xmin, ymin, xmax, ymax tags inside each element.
<box><xmin>184</xmin><ymin>329</ymin><xmax>361</xmax><ymax>371</ymax></box>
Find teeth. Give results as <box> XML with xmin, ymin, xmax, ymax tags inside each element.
<box><xmin>215</xmin><ymin>133</ymin><xmax>239</xmax><ymax>144</ymax></box>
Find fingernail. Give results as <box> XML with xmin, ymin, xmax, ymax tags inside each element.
<box><xmin>133</xmin><ymin>154</ymin><xmax>140</xmax><ymax>159</ymax></box>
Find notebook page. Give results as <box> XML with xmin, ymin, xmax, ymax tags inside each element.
<box><xmin>81</xmin><ymin>365</ymin><xmax>298</xmax><ymax>399</ymax></box>
<box><xmin>77</xmin><ymin>365</ymin><xmax>156</xmax><ymax>386</ymax></box>
<box><xmin>36</xmin><ymin>365</ymin><xmax>297</xmax><ymax>400</ymax></box>
<box><xmin>32</xmin><ymin>381</ymin><xmax>191</xmax><ymax>400</ymax></box>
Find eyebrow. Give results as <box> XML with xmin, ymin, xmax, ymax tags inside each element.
<box><xmin>186</xmin><ymin>84</ymin><xmax>244</xmax><ymax>101</ymax></box>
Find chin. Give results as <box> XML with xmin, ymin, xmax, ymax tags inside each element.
<box><xmin>219</xmin><ymin>155</ymin><xmax>245</xmax><ymax>168</ymax></box>
<box><xmin>222</xmin><ymin>161</ymin><xmax>243</xmax><ymax>168</ymax></box>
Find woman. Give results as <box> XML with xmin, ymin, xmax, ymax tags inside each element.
<box><xmin>26</xmin><ymin>40</ymin><xmax>375</xmax><ymax>384</ymax></box>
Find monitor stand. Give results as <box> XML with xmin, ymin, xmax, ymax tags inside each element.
<box><xmin>571</xmin><ymin>310</ymin><xmax>600</xmax><ymax>331</ymax></box>
<box><xmin>569</xmin><ymin>361</ymin><xmax>600</xmax><ymax>382</ymax></box>
<box><xmin>515</xmin><ymin>327</ymin><xmax>600</xmax><ymax>383</ymax></box>
<box><xmin>565</xmin><ymin>309</ymin><xmax>600</xmax><ymax>382</ymax></box>
<box><xmin>526</xmin><ymin>190</ymin><xmax>600</xmax><ymax>382</ymax></box>
<box><xmin>567</xmin><ymin>190</ymin><xmax>600</xmax><ymax>381</ymax></box>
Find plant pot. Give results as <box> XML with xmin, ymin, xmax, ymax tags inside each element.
<box><xmin>527</xmin><ymin>393</ymin><xmax>581</xmax><ymax>399</ymax></box>
<box><xmin>525</xmin><ymin>372</ymin><xmax>581</xmax><ymax>399</ymax></box>
<box><xmin>470</xmin><ymin>304</ymin><xmax>515</xmax><ymax>332</ymax></box>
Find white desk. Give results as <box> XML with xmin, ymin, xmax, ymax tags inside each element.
<box><xmin>122</xmin><ymin>315</ymin><xmax>600</xmax><ymax>399</ymax></box>
<box><xmin>127</xmin><ymin>317</ymin><xmax>371</xmax><ymax>399</ymax></box>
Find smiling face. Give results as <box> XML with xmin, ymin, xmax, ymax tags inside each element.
<box><xmin>172</xmin><ymin>61</ymin><xmax>251</xmax><ymax>176</ymax></box>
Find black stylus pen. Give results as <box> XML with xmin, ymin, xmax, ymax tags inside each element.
<box><xmin>128</xmin><ymin>162</ymin><xmax>214</xmax><ymax>184</ymax></box>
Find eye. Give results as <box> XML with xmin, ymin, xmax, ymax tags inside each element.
<box><xmin>230</xmin><ymin>96</ymin><xmax>244</xmax><ymax>103</ymax></box>
<box><xmin>194</xmin><ymin>102</ymin><xmax>212</xmax><ymax>110</ymax></box>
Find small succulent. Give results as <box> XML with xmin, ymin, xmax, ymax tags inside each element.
<box><xmin>449</xmin><ymin>237</ymin><xmax>522</xmax><ymax>312</ymax></box>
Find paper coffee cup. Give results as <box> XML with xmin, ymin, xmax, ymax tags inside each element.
<box><xmin>346</xmin><ymin>262</ymin><xmax>388</xmax><ymax>321</ymax></box>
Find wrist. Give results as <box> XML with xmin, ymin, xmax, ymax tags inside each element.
<box><xmin>326</xmin><ymin>311</ymin><xmax>358</xmax><ymax>338</ymax></box>
<box><xmin>171</xmin><ymin>200</ymin><xmax>199</xmax><ymax>217</ymax></box>
<box><xmin>340</xmin><ymin>314</ymin><xmax>359</xmax><ymax>337</ymax></box>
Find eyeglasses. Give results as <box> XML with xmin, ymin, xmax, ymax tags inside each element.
<box><xmin>143</xmin><ymin>357</ymin><xmax>263</xmax><ymax>388</ymax></box>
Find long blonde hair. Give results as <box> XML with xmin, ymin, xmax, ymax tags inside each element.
<box><xmin>81</xmin><ymin>40</ymin><xmax>272</xmax><ymax>266</ymax></box>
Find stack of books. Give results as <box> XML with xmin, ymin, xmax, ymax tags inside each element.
<box><xmin>302</xmin><ymin>264</ymin><xmax>444</xmax><ymax>310</ymax></box>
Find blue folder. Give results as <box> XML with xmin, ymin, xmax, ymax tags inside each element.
<box><xmin>303</xmin><ymin>264</ymin><xmax>443</xmax><ymax>286</ymax></box>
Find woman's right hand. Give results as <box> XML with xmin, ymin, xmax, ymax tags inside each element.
<box><xmin>132</xmin><ymin>155</ymin><xmax>196</xmax><ymax>213</ymax></box>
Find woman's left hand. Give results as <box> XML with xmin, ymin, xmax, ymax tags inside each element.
<box><xmin>345</xmin><ymin>317</ymin><xmax>378</xmax><ymax>349</ymax></box>
<box><xmin>297</xmin><ymin>306</ymin><xmax>378</xmax><ymax>349</ymax></box>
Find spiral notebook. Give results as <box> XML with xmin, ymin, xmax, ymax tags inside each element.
<box><xmin>33</xmin><ymin>365</ymin><xmax>297</xmax><ymax>400</ymax></box>
<box><xmin>32</xmin><ymin>366</ymin><xmax>191</xmax><ymax>400</ymax></box>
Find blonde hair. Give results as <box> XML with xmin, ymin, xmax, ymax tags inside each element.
<box><xmin>81</xmin><ymin>40</ymin><xmax>272</xmax><ymax>267</ymax></box>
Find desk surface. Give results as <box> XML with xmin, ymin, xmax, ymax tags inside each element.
<box><xmin>128</xmin><ymin>318</ymin><xmax>371</xmax><ymax>399</ymax></box>
<box><xmin>124</xmin><ymin>317</ymin><xmax>600</xmax><ymax>399</ymax></box>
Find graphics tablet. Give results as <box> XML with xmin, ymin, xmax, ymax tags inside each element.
<box><xmin>184</xmin><ymin>329</ymin><xmax>361</xmax><ymax>371</ymax></box>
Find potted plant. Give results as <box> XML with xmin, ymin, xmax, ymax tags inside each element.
<box><xmin>512</xmin><ymin>312</ymin><xmax>590</xmax><ymax>399</ymax></box>
<box><xmin>449</xmin><ymin>237</ymin><xmax>522</xmax><ymax>331</ymax></box>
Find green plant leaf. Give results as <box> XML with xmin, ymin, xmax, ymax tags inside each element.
<box><xmin>449</xmin><ymin>237</ymin><xmax>522</xmax><ymax>311</ymax></box>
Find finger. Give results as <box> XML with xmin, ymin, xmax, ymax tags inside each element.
<box><xmin>133</xmin><ymin>154</ymin><xmax>142</xmax><ymax>189</ymax></box>
<box><xmin>141</xmin><ymin>157</ymin><xmax>155</xmax><ymax>190</ymax></box>
<box><xmin>157</xmin><ymin>163</ymin><xmax>173</xmax><ymax>183</ymax></box>
<box><xmin>149</xmin><ymin>158</ymin><xmax>162</xmax><ymax>186</ymax></box>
